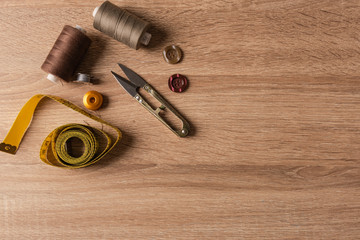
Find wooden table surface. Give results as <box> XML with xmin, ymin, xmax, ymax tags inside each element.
<box><xmin>0</xmin><ymin>0</ymin><xmax>359</xmax><ymax>239</ymax></box>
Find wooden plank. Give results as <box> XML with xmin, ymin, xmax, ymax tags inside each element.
<box><xmin>0</xmin><ymin>0</ymin><xmax>359</xmax><ymax>239</ymax></box>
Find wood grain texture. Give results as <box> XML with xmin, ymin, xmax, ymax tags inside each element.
<box><xmin>0</xmin><ymin>0</ymin><xmax>359</xmax><ymax>239</ymax></box>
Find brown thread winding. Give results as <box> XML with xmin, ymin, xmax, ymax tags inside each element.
<box><xmin>93</xmin><ymin>1</ymin><xmax>150</xmax><ymax>50</ymax></box>
<box><xmin>41</xmin><ymin>25</ymin><xmax>91</xmax><ymax>82</ymax></box>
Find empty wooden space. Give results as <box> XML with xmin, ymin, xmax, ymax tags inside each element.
<box><xmin>0</xmin><ymin>0</ymin><xmax>359</xmax><ymax>239</ymax></box>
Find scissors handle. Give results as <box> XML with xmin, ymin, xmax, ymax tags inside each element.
<box><xmin>134</xmin><ymin>84</ymin><xmax>190</xmax><ymax>137</ymax></box>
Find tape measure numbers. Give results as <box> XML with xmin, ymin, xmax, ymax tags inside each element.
<box><xmin>0</xmin><ymin>94</ymin><xmax>122</xmax><ymax>168</ymax></box>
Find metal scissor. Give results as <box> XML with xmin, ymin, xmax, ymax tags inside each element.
<box><xmin>111</xmin><ymin>63</ymin><xmax>190</xmax><ymax>137</ymax></box>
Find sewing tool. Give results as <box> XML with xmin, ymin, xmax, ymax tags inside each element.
<box><xmin>0</xmin><ymin>95</ymin><xmax>121</xmax><ymax>168</ymax></box>
<box><xmin>83</xmin><ymin>91</ymin><xmax>103</xmax><ymax>110</ymax></box>
<box><xmin>111</xmin><ymin>64</ymin><xmax>190</xmax><ymax>137</ymax></box>
<box><xmin>93</xmin><ymin>1</ymin><xmax>151</xmax><ymax>50</ymax></box>
<box><xmin>163</xmin><ymin>45</ymin><xmax>183</xmax><ymax>64</ymax></box>
<box><xmin>41</xmin><ymin>25</ymin><xmax>91</xmax><ymax>83</ymax></box>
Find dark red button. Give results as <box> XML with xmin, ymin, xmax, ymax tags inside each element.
<box><xmin>168</xmin><ymin>74</ymin><xmax>188</xmax><ymax>93</ymax></box>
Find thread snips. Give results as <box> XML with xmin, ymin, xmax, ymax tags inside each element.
<box><xmin>111</xmin><ymin>64</ymin><xmax>190</xmax><ymax>137</ymax></box>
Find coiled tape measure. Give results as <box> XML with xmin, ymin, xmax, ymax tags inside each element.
<box><xmin>0</xmin><ymin>94</ymin><xmax>122</xmax><ymax>168</ymax></box>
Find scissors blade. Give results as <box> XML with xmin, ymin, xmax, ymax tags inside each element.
<box><xmin>111</xmin><ymin>71</ymin><xmax>138</xmax><ymax>97</ymax></box>
<box><xmin>118</xmin><ymin>63</ymin><xmax>147</xmax><ymax>88</ymax></box>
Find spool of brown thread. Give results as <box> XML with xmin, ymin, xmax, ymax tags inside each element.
<box><xmin>93</xmin><ymin>1</ymin><xmax>151</xmax><ymax>50</ymax></box>
<box><xmin>41</xmin><ymin>25</ymin><xmax>91</xmax><ymax>83</ymax></box>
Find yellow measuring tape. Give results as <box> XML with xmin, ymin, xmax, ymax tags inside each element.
<box><xmin>0</xmin><ymin>94</ymin><xmax>122</xmax><ymax>168</ymax></box>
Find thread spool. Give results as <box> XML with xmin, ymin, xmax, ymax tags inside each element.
<box><xmin>41</xmin><ymin>25</ymin><xmax>91</xmax><ymax>83</ymax></box>
<box><xmin>83</xmin><ymin>91</ymin><xmax>103</xmax><ymax>110</ymax></box>
<box><xmin>93</xmin><ymin>1</ymin><xmax>151</xmax><ymax>50</ymax></box>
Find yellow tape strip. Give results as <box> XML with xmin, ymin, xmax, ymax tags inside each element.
<box><xmin>0</xmin><ymin>94</ymin><xmax>122</xmax><ymax>168</ymax></box>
